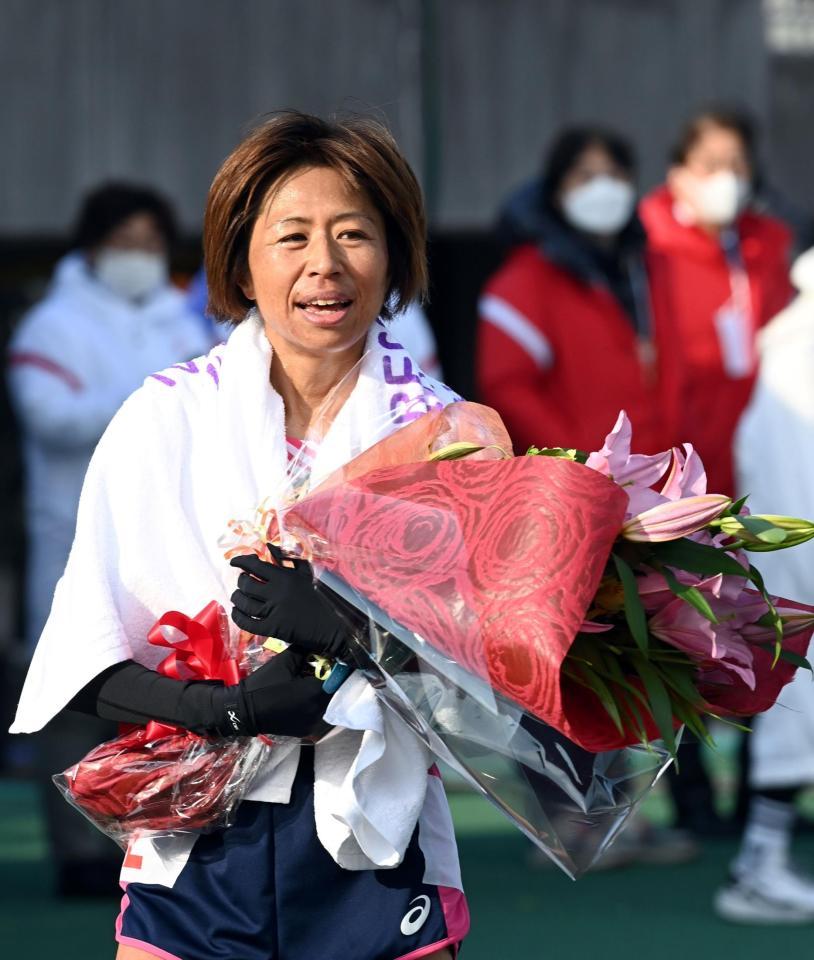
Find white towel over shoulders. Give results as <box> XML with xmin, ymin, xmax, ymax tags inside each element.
<box><xmin>11</xmin><ymin>310</ymin><xmax>458</xmax><ymax>872</ymax></box>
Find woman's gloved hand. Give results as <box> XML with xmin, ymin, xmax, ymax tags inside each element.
<box><xmin>229</xmin><ymin>544</ymin><xmax>349</xmax><ymax>659</ymax></box>
<box><xmin>66</xmin><ymin>646</ymin><xmax>332</xmax><ymax>740</ymax></box>
<box><xmin>212</xmin><ymin>645</ymin><xmax>331</xmax><ymax>738</ymax></box>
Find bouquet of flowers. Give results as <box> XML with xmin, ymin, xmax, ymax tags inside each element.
<box><xmin>539</xmin><ymin>412</ymin><xmax>814</xmax><ymax>756</ymax></box>
<box><xmin>226</xmin><ymin>400</ymin><xmax>813</xmax><ymax>875</ymax></box>
<box><xmin>56</xmin><ymin>382</ymin><xmax>814</xmax><ymax>876</ymax></box>
<box><xmin>278</xmin><ymin>408</ymin><xmax>813</xmax><ymax>757</ymax></box>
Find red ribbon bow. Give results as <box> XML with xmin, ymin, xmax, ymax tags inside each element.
<box><xmin>144</xmin><ymin>601</ymin><xmax>241</xmax><ymax>738</ymax></box>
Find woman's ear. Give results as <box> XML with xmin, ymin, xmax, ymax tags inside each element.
<box><xmin>238</xmin><ymin>271</ymin><xmax>255</xmax><ymax>302</ymax></box>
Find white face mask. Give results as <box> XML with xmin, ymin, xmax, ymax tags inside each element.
<box><xmin>685</xmin><ymin>170</ymin><xmax>751</xmax><ymax>226</ymax></box>
<box><xmin>561</xmin><ymin>176</ymin><xmax>637</xmax><ymax>235</ymax></box>
<box><xmin>95</xmin><ymin>249</ymin><xmax>169</xmax><ymax>301</ymax></box>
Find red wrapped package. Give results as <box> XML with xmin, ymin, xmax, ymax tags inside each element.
<box><xmin>54</xmin><ymin>602</ymin><xmax>269</xmax><ymax>847</ymax></box>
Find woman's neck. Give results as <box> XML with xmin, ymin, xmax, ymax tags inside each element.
<box><xmin>269</xmin><ymin>341</ymin><xmax>365</xmax><ymax>440</ymax></box>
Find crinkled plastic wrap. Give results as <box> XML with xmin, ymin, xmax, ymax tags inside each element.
<box><xmin>270</xmin><ymin>390</ymin><xmax>675</xmax><ymax>879</ymax></box>
<box><xmin>53</xmin><ymin>727</ymin><xmax>271</xmax><ymax>850</ymax></box>
<box><xmin>53</xmin><ymin>602</ymin><xmax>273</xmax><ymax>849</ymax></box>
<box><xmin>282</xmin><ymin>518</ymin><xmax>673</xmax><ymax>880</ymax></box>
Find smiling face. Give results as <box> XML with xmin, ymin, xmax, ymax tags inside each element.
<box><xmin>242</xmin><ymin>165</ymin><xmax>390</xmax><ymax>363</ymax></box>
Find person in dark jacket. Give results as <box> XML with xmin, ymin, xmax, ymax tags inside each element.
<box><xmin>479</xmin><ymin>127</ymin><xmax>704</xmax><ymax>868</ymax></box>
<box><xmin>477</xmin><ymin>126</ymin><xmax>682</xmax><ymax>457</ymax></box>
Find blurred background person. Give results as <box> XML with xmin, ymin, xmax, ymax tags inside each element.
<box><xmin>640</xmin><ymin>107</ymin><xmax>794</xmax><ymax>500</ymax></box>
<box><xmin>476</xmin><ymin>126</ymin><xmax>703</xmax><ymax>868</ymax></box>
<box><xmin>391</xmin><ymin>299</ymin><xmax>444</xmax><ymax>381</ymax></box>
<box><xmin>716</xmin><ymin>246</ymin><xmax>814</xmax><ymax>924</ymax></box>
<box><xmin>185</xmin><ymin>264</ymin><xmax>224</xmax><ymax>344</ymax></box>
<box><xmin>476</xmin><ymin>126</ymin><xmax>681</xmax><ymax>458</ymax></box>
<box><xmin>6</xmin><ymin>181</ymin><xmax>211</xmax><ymax>895</ymax></box>
<box><xmin>640</xmin><ymin>110</ymin><xmax>796</xmax><ymax>847</ymax></box>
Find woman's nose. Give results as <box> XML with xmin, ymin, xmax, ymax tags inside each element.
<box><xmin>307</xmin><ymin>234</ymin><xmax>343</xmax><ymax>276</ymax></box>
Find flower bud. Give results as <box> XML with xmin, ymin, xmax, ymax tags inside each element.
<box><xmin>621</xmin><ymin>495</ymin><xmax>730</xmax><ymax>542</ymax></box>
<box><xmin>718</xmin><ymin>514</ymin><xmax>814</xmax><ymax>551</ymax></box>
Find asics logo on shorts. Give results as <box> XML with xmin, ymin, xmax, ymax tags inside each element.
<box><xmin>400</xmin><ymin>895</ymin><xmax>431</xmax><ymax>935</ymax></box>
<box><xmin>227</xmin><ymin>709</ymin><xmax>241</xmax><ymax>731</ymax></box>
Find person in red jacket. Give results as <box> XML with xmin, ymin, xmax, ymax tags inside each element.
<box><xmin>640</xmin><ymin>108</ymin><xmax>793</xmax><ymax>497</ymax></box>
<box><xmin>477</xmin><ymin>127</ymin><xmax>680</xmax><ymax>458</ymax></box>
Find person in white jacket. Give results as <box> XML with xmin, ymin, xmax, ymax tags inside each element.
<box><xmin>9</xmin><ymin>183</ymin><xmax>212</xmax><ymax>649</ymax></box>
<box><xmin>716</xmin><ymin>247</ymin><xmax>814</xmax><ymax>923</ymax></box>
<box><xmin>7</xmin><ymin>182</ymin><xmax>212</xmax><ymax>895</ymax></box>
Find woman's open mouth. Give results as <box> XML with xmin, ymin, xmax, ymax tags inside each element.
<box><xmin>296</xmin><ymin>298</ymin><xmax>354</xmax><ymax>326</ymax></box>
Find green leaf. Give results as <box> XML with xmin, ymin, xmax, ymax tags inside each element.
<box><xmin>671</xmin><ymin>699</ymin><xmax>715</xmax><ymax>748</ymax></box>
<box><xmin>593</xmin><ymin>650</ymin><xmax>652</xmax><ymax>709</ymax></box>
<box><xmin>659</xmin><ymin>565</ymin><xmax>718</xmax><ymax>624</ymax></box>
<box><xmin>657</xmin><ymin>659</ymin><xmax>706</xmax><ymax>707</ymax></box>
<box><xmin>757</xmin><ymin>643</ymin><xmax>813</xmax><ymax>671</ymax></box>
<box><xmin>749</xmin><ymin>563</ymin><xmax>783</xmax><ymax>658</ymax></box>
<box><xmin>704</xmin><ymin>712</ymin><xmax>752</xmax><ymax>735</ymax></box>
<box><xmin>524</xmin><ymin>446</ymin><xmax>577</xmax><ymax>460</ymax></box>
<box><xmin>612</xmin><ymin>554</ymin><xmax>649</xmax><ymax>652</ymax></box>
<box><xmin>729</xmin><ymin>495</ymin><xmax>750</xmax><ymax>515</ymax></box>
<box><xmin>575</xmin><ymin>664</ymin><xmax>625</xmax><ymax>734</ymax></box>
<box><xmin>525</xmin><ymin>446</ymin><xmax>589</xmax><ymax>464</ymax></box>
<box><xmin>649</xmin><ymin>538</ymin><xmax>748</xmax><ymax>578</ymax></box>
<box><xmin>631</xmin><ymin>654</ymin><xmax>677</xmax><ymax>755</ymax></box>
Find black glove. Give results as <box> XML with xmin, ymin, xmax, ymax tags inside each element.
<box><xmin>68</xmin><ymin>646</ymin><xmax>331</xmax><ymax>740</ymax></box>
<box><xmin>211</xmin><ymin>645</ymin><xmax>331</xmax><ymax>738</ymax></box>
<box><xmin>230</xmin><ymin>545</ymin><xmax>350</xmax><ymax>659</ymax></box>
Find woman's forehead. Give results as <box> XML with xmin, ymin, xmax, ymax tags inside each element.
<box><xmin>259</xmin><ymin>165</ymin><xmax>377</xmax><ymax>223</ymax></box>
<box><xmin>689</xmin><ymin>124</ymin><xmax>746</xmax><ymax>159</ymax></box>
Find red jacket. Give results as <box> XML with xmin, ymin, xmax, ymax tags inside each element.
<box><xmin>476</xmin><ymin>243</ymin><xmax>682</xmax><ymax>458</ymax></box>
<box><xmin>640</xmin><ymin>186</ymin><xmax>792</xmax><ymax>496</ymax></box>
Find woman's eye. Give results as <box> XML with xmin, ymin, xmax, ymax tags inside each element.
<box><xmin>280</xmin><ymin>233</ymin><xmax>307</xmax><ymax>243</ymax></box>
<box><xmin>339</xmin><ymin>230</ymin><xmax>367</xmax><ymax>240</ymax></box>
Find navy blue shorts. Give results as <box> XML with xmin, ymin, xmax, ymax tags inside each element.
<box><xmin>117</xmin><ymin>748</ymin><xmax>465</xmax><ymax>960</ymax></box>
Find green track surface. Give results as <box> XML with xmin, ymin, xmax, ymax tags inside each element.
<box><xmin>2</xmin><ymin>779</ymin><xmax>814</xmax><ymax>958</ymax></box>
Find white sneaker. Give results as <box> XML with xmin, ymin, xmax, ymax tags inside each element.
<box><xmin>714</xmin><ymin>855</ymin><xmax>814</xmax><ymax>924</ymax></box>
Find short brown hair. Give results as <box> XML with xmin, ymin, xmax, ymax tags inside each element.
<box><xmin>670</xmin><ymin>106</ymin><xmax>756</xmax><ymax>167</ymax></box>
<box><xmin>204</xmin><ymin>111</ymin><xmax>428</xmax><ymax>323</ymax></box>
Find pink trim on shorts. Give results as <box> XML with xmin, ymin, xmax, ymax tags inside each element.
<box><xmin>393</xmin><ymin>934</ymin><xmax>460</xmax><ymax>960</ymax></box>
<box><xmin>115</xmin><ymin>885</ymin><xmax>184</xmax><ymax>960</ymax></box>
<box><xmin>393</xmin><ymin>885</ymin><xmax>470</xmax><ymax>960</ymax></box>
<box><xmin>438</xmin><ymin>885</ymin><xmax>470</xmax><ymax>941</ymax></box>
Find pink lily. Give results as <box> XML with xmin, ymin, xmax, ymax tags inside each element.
<box><xmin>659</xmin><ymin>443</ymin><xmax>707</xmax><ymax>500</ymax></box>
<box><xmin>621</xmin><ymin>495</ymin><xmax>731</xmax><ymax>542</ymax></box>
<box><xmin>585</xmin><ymin>411</ymin><xmax>673</xmax><ymax>516</ymax></box>
<box><xmin>649</xmin><ymin>598</ymin><xmax>756</xmax><ymax>689</ymax></box>
<box><xmin>636</xmin><ymin>569</ymin><xmax>705</xmax><ymax>612</ymax></box>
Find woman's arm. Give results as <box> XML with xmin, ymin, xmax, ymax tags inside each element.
<box><xmin>67</xmin><ymin>646</ymin><xmax>331</xmax><ymax>739</ymax></box>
